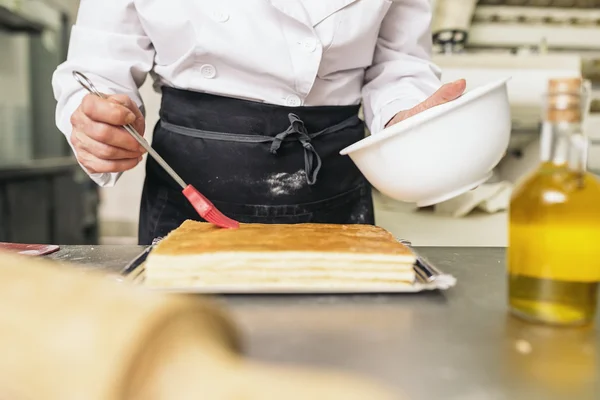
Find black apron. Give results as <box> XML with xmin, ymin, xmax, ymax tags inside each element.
<box><xmin>138</xmin><ymin>87</ymin><xmax>374</xmax><ymax>245</ymax></box>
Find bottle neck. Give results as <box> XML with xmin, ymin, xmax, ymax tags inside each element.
<box><xmin>540</xmin><ymin>120</ymin><xmax>586</xmax><ymax>174</ymax></box>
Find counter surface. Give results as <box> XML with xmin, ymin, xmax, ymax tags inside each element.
<box><xmin>50</xmin><ymin>246</ymin><xmax>599</xmax><ymax>400</ymax></box>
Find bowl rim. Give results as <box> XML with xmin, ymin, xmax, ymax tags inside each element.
<box><xmin>340</xmin><ymin>77</ymin><xmax>511</xmax><ymax>155</ymax></box>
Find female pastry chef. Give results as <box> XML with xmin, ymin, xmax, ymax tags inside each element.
<box><xmin>52</xmin><ymin>1</ymin><xmax>465</xmax><ymax>245</ymax></box>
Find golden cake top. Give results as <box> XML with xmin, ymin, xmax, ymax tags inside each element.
<box><xmin>152</xmin><ymin>220</ymin><xmax>414</xmax><ymax>257</ymax></box>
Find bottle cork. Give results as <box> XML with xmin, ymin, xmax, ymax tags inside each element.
<box><xmin>548</xmin><ymin>77</ymin><xmax>582</xmax><ymax>95</ymax></box>
<box><xmin>547</xmin><ymin>77</ymin><xmax>582</xmax><ymax>123</ymax></box>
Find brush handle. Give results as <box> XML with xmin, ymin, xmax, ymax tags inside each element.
<box><xmin>122</xmin><ymin>124</ymin><xmax>187</xmax><ymax>189</ymax></box>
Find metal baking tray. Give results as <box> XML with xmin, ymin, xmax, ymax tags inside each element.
<box><xmin>120</xmin><ymin>238</ymin><xmax>457</xmax><ymax>294</ymax></box>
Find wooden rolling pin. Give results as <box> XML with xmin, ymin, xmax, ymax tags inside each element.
<box><xmin>0</xmin><ymin>252</ymin><xmax>397</xmax><ymax>400</ymax></box>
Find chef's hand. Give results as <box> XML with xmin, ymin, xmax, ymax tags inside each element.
<box><xmin>386</xmin><ymin>79</ymin><xmax>467</xmax><ymax>127</ymax></box>
<box><xmin>70</xmin><ymin>94</ymin><xmax>146</xmax><ymax>174</ymax></box>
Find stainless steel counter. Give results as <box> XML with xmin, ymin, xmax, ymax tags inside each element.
<box><xmin>50</xmin><ymin>246</ymin><xmax>599</xmax><ymax>400</ymax></box>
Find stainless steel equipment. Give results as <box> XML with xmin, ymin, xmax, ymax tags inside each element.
<box><xmin>431</xmin><ymin>0</ymin><xmax>600</xmax><ymax>175</ymax></box>
<box><xmin>0</xmin><ymin>1</ymin><xmax>100</xmax><ymax>245</ymax></box>
<box><xmin>0</xmin><ymin>0</ymin><xmax>69</xmax><ymax>165</ymax></box>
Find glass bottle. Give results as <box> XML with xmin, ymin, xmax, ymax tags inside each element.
<box><xmin>508</xmin><ymin>77</ymin><xmax>600</xmax><ymax>326</ymax></box>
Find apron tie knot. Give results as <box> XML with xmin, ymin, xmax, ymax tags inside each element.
<box><xmin>269</xmin><ymin>113</ymin><xmax>323</xmax><ymax>185</ymax></box>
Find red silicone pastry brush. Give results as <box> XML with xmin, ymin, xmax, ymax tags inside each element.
<box><xmin>73</xmin><ymin>71</ymin><xmax>239</xmax><ymax>229</ymax></box>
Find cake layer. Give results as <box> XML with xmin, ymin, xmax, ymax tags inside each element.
<box><xmin>146</xmin><ymin>265</ymin><xmax>415</xmax><ymax>283</ymax></box>
<box><xmin>147</xmin><ymin>252</ymin><xmax>416</xmax><ymax>270</ymax></box>
<box><xmin>145</xmin><ymin>221</ymin><xmax>416</xmax><ymax>290</ymax></box>
<box><xmin>145</xmin><ymin>278</ymin><xmax>416</xmax><ymax>290</ymax></box>
<box><xmin>151</xmin><ymin>220</ymin><xmax>415</xmax><ymax>257</ymax></box>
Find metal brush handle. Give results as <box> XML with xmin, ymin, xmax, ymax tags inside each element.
<box><xmin>397</xmin><ymin>238</ymin><xmax>444</xmax><ymax>284</ymax></box>
<box><xmin>72</xmin><ymin>71</ymin><xmax>187</xmax><ymax>189</ymax></box>
<box><xmin>118</xmin><ymin>237</ymin><xmax>163</xmax><ymax>282</ymax></box>
<box><xmin>414</xmin><ymin>255</ymin><xmax>444</xmax><ymax>284</ymax></box>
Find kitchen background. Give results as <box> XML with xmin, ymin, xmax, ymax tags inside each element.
<box><xmin>0</xmin><ymin>0</ymin><xmax>599</xmax><ymax>247</ymax></box>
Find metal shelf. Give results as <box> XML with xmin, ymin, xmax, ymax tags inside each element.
<box><xmin>467</xmin><ymin>6</ymin><xmax>600</xmax><ymax>51</ymax></box>
<box><xmin>0</xmin><ymin>157</ymin><xmax>78</xmax><ymax>180</ymax></box>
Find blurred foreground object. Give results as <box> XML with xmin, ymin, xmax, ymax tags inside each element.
<box><xmin>0</xmin><ymin>251</ymin><xmax>396</xmax><ymax>400</ymax></box>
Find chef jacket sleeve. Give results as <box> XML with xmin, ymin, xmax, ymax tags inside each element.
<box><xmin>52</xmin><ymin>0</ymin><xmax>155</xmax><ymax>187</ymax></box>
<box><xmin>361</xmin><ymin>0</ymin><xmax>442</xmax><ymax>135</ymax></box>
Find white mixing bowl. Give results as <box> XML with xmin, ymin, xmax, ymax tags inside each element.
<box><xmin>340</xmin><ymin>78</ymin><xmax>511</xmax><ymax>207</ymax></box>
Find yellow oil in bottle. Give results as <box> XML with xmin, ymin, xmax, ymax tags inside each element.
<box><xmin>509</xmin><ymin>163</ymin><xmax>600</xmax><ymax>325</ymax></box>
<box><xmin>508</xmin><ymin>77</ymin><xmax>600</xmax><ymax>326</ymax></box>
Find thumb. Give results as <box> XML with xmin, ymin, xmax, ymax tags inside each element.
<box><xmin>411</xmin><ymin>79</ymin><xmax>466</xmax><ymax>114</ymax></box>
<box><xmin>107</xmin><ymin>94</ymin><xmax>146</xmax><ymax>136</ymax></box>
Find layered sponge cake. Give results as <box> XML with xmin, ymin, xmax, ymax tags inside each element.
<box><xmin>144</xmin><ymin>220</ymin><xmax>416</xmax><ymax>290</ymax></box>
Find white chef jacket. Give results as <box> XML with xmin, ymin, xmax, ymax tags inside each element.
<box><xmin>52</xmin><ymin>0</ymin><xmax>442</xmax><ymax>187</ymax></box>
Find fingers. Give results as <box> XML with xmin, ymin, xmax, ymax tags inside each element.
<box><xmin>434</xmin><ymin>79</ymin><xmax>466</xmax><ymax>103</ymax></box>
<box><xmin>385</xmin><ymin>79</ymin><xmax>467</xmax><ymax>128</ymax></box>
<box><xmin>71</xmin><ymin>127</ymin><xmax>143</xmax><ymax>160</ymax></box>
<box><xmin>414</xmin><ymin>79</ymin><xmax>466</xmax><ymax>114</ymax></box>
<box><xmin>70</xmin><ymin>93</ymin><xmax>147</xmax><ymax>173</ymax></box>
<box><xmin>80</xmin><ymin>94</ymin><xmax>137</xmax><ymax>126</ymax></box>
<box><xmin>75</xmin><ymin>147</ymin><xmax>143</xmax><ymax>174</ymax></box>
<box><xmin>79</xmin><ymin>93</ymin><xmax>146</xmax><ymax>136</ymax></box>
<box><xmin>107</xmin><ymin>94</ymin><xmax>146</xmax><ymax>134</ymax></box>
<box><xmin>71</xmin><ymin>110</ymin><xmax>143</xmax><ymax>152</ymax></box>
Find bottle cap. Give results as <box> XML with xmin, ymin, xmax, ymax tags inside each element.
<box><xmin>547</xmin><ymin>77</ymin><xmax>582</xmax><ymax>123</ymax></box>
<box><xmin>548</xmin><ymin>77</ymin><xmax>582</xmax><ymax>95</ymax></box>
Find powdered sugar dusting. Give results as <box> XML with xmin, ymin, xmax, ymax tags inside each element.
<box><xmin>266</xmin><ymin>170</ymin><xmax>306</xmax><ymax>196</ymax></box>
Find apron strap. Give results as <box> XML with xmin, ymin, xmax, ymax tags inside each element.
<box><xmin>269</xmin><ymin>114</ymin><xmax>322</xmax><ymax>185</ymax></box>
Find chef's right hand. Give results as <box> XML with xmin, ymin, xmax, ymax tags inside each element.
<box><xmin>70</xmin><ymin>94</ymin><xmax>146</xmax><ymax>174</ymax></box>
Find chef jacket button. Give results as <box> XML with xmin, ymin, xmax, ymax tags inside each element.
<box><xmin>200</xmin><ymin>64</ymin><xmax>217</xmax><ymax>79</ymax></box>
<box><xmin>211</xmin><ymin>10</ymin><xmax>229</xmax><ymax>22</ymax></box>
<box><xmin>285</xmin><ymin>95</ymin><xmax>302</xmax><ymax>107</ymax></box>
<box><xmin>300</xmin><ymin>38</ymin><xmax>317</xmax><ymax>53</ymax></box>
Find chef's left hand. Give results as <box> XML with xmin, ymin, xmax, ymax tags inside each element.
<box><xmin>386</xmin><ymin>79</ymin><xmax>467</xmax><ymax>127</ymax></box>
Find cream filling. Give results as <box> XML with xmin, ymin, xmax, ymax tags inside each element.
<box><xmin>145</xmin><ymin>275</ymin><xmax>416</xmax><ymax>289</ymax></box>
<box><xmin>146</xmin><ymin>270</ymin><xmax>415</xmax><ymax>280</ymax></box>
<box><xmin>145</xmin><ymin>252</ymin><xmax>416</xmax><ymax>288</ymax></box>
<box><xmin>147</xmin><ymin>252</ymin><xmax>415</xmax><ymax>268</ymax></box>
